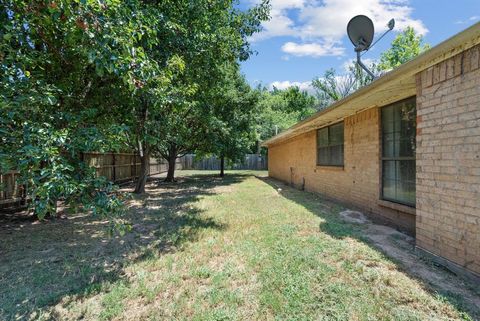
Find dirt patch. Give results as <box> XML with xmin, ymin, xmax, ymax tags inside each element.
<box><xmin>345</xmin><ymin>209</ymin><xmax>480</xmax><ymax>315</ymax></box>
<box><xmin>339</xmin><ymin>210</ymin><xmax>370</xmax><ymax>224</ymax></box>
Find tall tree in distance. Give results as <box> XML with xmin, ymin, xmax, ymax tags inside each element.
<box><xmin>312</xmin><ymin>62</ymin><xmax>377</xmax><ymax>109</ymax></box>
<box><xmin>379</xmin><ymin>26</ymin><xmax>430</xmax><ymax>70</ymax></box>
<box><xmin>200</xmin><ymin>66</ymin><xmax>259</xmax><ymax>177</ymax></box>
<box><xmin>153</xmin><ymin>0</ymin><xmax>269</xmax><ymax>183</ymax></box>
<box><xmin>312</xmin><ymin>68</ymin><xmax>357</xmax><ymax>109</ymax></box>
<box><xmin>255</xmin><ymin>86</ymin><xmax>317</xmax><ymax>142</ymax></box>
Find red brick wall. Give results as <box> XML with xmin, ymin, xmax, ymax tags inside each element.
<box><xmin>268</xmin><ymin>108</ymin><xmax>416</xmax><ymax>233</ymax></box>
<box><xmin>416</xmin><ymin>44</ymin><xmax>480</xmax><ymax>276</ymax></box>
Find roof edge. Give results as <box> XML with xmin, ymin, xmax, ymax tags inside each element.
<box><xmin>262</xmin><ymin>21</ymin><xmax>480</xmax><ymax>147</ymax></box>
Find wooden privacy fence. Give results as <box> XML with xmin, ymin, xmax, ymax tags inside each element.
<box><xmin>0</xmin><ymin>171</ymin><xmax>25</xmax><ymax>209</ymax></box>
<box><xmin>1</xmin><ymin>152</ymin><xmax>265</xmax><ymax>210</ymax></box>
<box><xmin>181</xmin><ymin>154</ymin><xmax>267</xmax><ymax>171</ymax></box>
<box><xmin>82</xmin><ymin>152</ymin><xmax>181</xmax><ymax>183</ymax></box>
<box><xmin>0</xmin><ymin>152</ymin><xmax>182</xmax><ymax>210</ymax></box>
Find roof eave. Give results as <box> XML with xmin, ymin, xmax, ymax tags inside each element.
<box><xmin>262</xmin><ymin>22</ymin><xmax>480</xmax><ymax>147</ymax></box>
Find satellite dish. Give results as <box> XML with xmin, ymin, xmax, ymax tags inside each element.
<box><xmin>347</xmin><ymin>15</ymin><xmax>374</xmax><ymax>52</ymax></box>
<box><xmin>346</xmin><ymin>15</ymin><xmax>395</xmax><ymax>79</ymax></box>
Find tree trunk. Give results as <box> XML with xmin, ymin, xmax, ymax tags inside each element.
<box><xmin>220</xmin><ymin>155</ymin><xmax>225</xmax><ymax>177</ymax></box>
<box><xmin>134</xmin><ymin>98</ymin><xmax>150</xmax><ymax>194</ymax></box>
<box><xmin>165</xmin><ymin>144</ymin><xmax>177</xmax><ymax>182</ymax></box>
<box><xmin>134</xmin><ymin>146</ymin><xmax>149</xmax><ymax>194</ymax></box>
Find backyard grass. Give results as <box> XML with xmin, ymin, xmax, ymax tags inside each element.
<box><xmin>0</xmin><ymin>170</ymin><xmax>478</xmax><ymax>320</ymax></box>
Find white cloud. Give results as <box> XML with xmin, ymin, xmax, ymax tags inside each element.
<box><xmin>282</xmin><ymin>41</ymin><xmax>345</xmax><ymax>57</ymax></box>
<box><xmin>341</xmin><ymin>58</ymin><xmax>376</xmax><ymax>72</ymax></box>
<box><xmin>251</xmin><ymin>0</ymin><xmax>428</xmax><ymax>58</ymax></box>
<box><xmin>455</xmin><ymin>16</ymin><xmax>480</xmax><ymax>24</ymax></box>
<box><xmin>297</xmin><ymin>0</ymin><xmax>428</xmax><ymax>39</ymax></box>
<box><xmin>269</xmin><ymin>80</ymin><xmax>315</xmax><ymax>94</ymax></box>
<box><xmin>251</xmin><ymin>8</ymin><xmax>297</xmax><ymax>41</ymax></box>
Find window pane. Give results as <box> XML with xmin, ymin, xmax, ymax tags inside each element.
<box><xmin>329</xmin><ymin>123</ymin><xmax>344</xmax><ymax>145</ymax></box>
<box><xmin>399</xmin><ymin>102</ymin><xmax>416</xmax><ymax>156</ymax></box>
<box><xmin>317</xmin><ymin>122</ymin><xmax>344</xmax><ymax>166</ymax></box>
<box><xmin>383</xmin><ymin>160</ymin><xmax>396</xmax><ymax>180</ymax></box>
<box><xmin>399</xmin><ymin>160</ymin><xmax>415</xmax><ymax>184</ymax></box>
<box><xmin>318</xmin><ymin>147</ymin><xmax>330</xmax><ymax>165</ymax></box>
<box><xmin>400</xmin><ymin>116</ymin><xmax>416</xmax><ymax>139</ymax></box>
<box><xmin>382</xmin><ymin>106</ymin><xmax>395</xmax><ymax>134</ymax></box>
<box><xmin>317</xmin><ymin>128</ymin><xmax>328</xmax><ymax>147</ymax></box>
<box><xmin>396</xmin><ymin>181</ymin><xmax>415</xmax><ymax>205</ymax></box>
<box><xmin>330</xmin><ymin>145</ymin><xmax>344</xmax><ymax>166</ymax></box>
<box><xmin>382</xmin><ymin>133</ymin><xmax>395</xmax><ymax>158</ymax></box>
<box><xmin>399</xmin><ymin>138</ymin><xmax>415</xmax><ymax>157</ymax></box>
<box><xmin>381</xmin><ymin>98</ymin><xmax>416</xmax><ymax>206</ymax></box>
<box><xmin>382</xmin><ymin>178</ymin><xmax>396</xmax><ymax>200</ymax></box>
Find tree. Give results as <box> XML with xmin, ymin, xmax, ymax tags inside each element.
<box><xmin>0</xmin><ymin>1</ymin><xmax>145</xmax><ymax>222</ymax></box>
<box><xmin>312</xmin><ymin>62</ymin><xmax>377</xmax><ymax>109</ymax></box>
<box><xmin>255</xmin><ymin>86</ymin><xmax>317</xmax><ymax>143</ymax></box>
<box><xmin>312</xmin><ymin>68</ymin><xmax>357</xmax><ymax>108</ymax></box>
<box><xmin>152</xmin><ymin>0</ymin><xmax>269</xmax><ymax>183</ymax></box>
<box><xmin>379</xmin><ymin>26</ymin><xmax>430</xmax><ymax>70</ymax></box>
<box><xmin>109</xmin><ymin>2</ymin><xmax>190</xmax><ymax>194</ymax></box>
<box><xmin>199</xmin><ymin>66</ymin><xmax>259</xmax><ymax>177</ymax></box>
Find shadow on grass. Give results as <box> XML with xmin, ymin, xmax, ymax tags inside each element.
<box><xmin>0</xmin><ymin>173</ymin><xmax>247</xmax><ymax>320</ymax></box>
<box><xmin>257</xmin><ymin>176</ymin><xmax>480</xmax><ymax>320</ymax></box>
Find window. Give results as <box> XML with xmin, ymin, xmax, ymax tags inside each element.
<box><xmin>317</xmin><ymin>122</ymin><xmax>344</xmax><ymax>166</ymax></box>
<box><xmin>381</xmin><ymin>98</ymin><xmax>416</xmax><ymax>207</ymax></box>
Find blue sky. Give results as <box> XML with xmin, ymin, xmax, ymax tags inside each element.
<box><xmin>240</xmin><ymin>0</ymin><xmax>480</xmax><ymax>92</ymax></box>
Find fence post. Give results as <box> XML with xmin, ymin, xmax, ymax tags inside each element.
<box><xmin>132</xmin><ymin>154</ymin><xmax>136</xmax><ymax>179</ymax></box>
<box><xmin>112</xmin><ymin>153</ymin><xmax>116</xmax><ymax>182</ymax></box>
<box><xmin>0</xmin><ymin>173</ymin><xmax>4</xmax><ymax>201</ymax></box>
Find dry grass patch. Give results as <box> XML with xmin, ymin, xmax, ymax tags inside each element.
<box><xmin>0</xmin><ymin>170</ymin><xmax>478</xmax><ymax>320</ymax></box>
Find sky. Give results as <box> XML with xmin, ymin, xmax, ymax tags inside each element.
<box><xmin>239</xmin><ymin>0</ymin><xmax>480</xmax><ymax>93</ymax></box>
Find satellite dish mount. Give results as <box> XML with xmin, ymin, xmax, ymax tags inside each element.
<box><xmin>347</xmin><ymin>15</ymin><xmax>395</xmax><ymax>78</ymax></box>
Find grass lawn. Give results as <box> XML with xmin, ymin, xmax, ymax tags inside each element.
<box><xmin>0</xmin><ymin>170</ymin><xmax>478</xmax><ymax>320</ymax></box>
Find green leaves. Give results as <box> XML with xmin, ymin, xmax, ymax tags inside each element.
<box><xmin>196</xmin><ymin>64</ymin><xmax>260</xmax><ymax>164</ymax></box>
<box><xmin>0</xmin><ymin>1</ymin><xmax>130</xmax><ymax>224</ymax></box>
<box><xmin>255</xmin><ymin>86</ymin><xmax>317</xmax><ymax>143</ymax></box>
<box><xmin>1</xmin><ymin>0</ymin><xmax>269</xmax><ymax>222</ymax></box>
<box><xmin>379</xmin><ymin>26</ymin><xmax>430</xmax><ymax>70</ymax></box>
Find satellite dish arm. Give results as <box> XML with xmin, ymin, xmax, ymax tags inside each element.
<box><xmin>367</xmin><ymin>19</ymin><xmax>395</xmax><ymax>52</ymax></box>
<box><xmin>356</xmin><ymin>51</ymin><xmax>375</xmax><ymax>78</ymax></box>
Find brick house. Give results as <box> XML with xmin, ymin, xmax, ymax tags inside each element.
<box><xmin>262</xmin><ymin>23</ymin><xmax>480</xmax><ymax>282</ymax></box>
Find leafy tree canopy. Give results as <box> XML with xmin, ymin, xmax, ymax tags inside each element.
<box><xmin>379</xmin><ymin>26</ymin><xmax>430</xmax><ymax>70</ymax></box>
<box><xmin>150</xmin><ymin>0</ymin><xmax>269</xmax><ymax>182</ymax></box>
<box><xmin>255</xmin><ymin>86</ymin><xmax>317</xmax><ymax>143</ymax></box>
<box><xmin>196</xmin><ymin>64</ymin><xmax>260</xmax><ymax>176</ymax></box>
<box><xmin>0</xmin><ymin>0</ymin><xmax>148</xmax><ymax>223</ymax></box>
<box><xmin>0</xmin><ymin>0</ymin><xmax>270</xmax><ymax>220</ymax></box>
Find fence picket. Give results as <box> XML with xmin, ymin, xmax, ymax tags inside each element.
<box><xmin>1</xmin><ymin>153</ymin><xmax>267</xmax><ymax>210</ymax></box>
<box><xmin>0</xmin><ymin>153</ymin><xmax>182</xmax><ymax>210</ymax></box>
<box><xmin>180</xmin><ymin>154</ymin><xmax>267</xmax><ymax>171</ymax></box>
